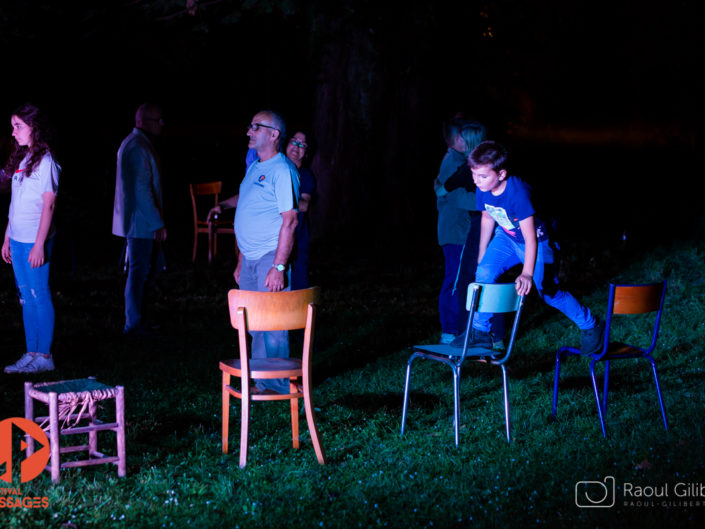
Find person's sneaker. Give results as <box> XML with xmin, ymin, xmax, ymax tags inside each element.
<box><xmin>4</xmin><ymin>353</ymin><xmax>36</xmax><ymax>374</ymax></box>
<box><xmin>580</xmin><ymin>318</ymin><xmax>605</xmax><ymax>356</ymax></box>
<box><xmin>450</xmin><ymin>328</ymin><xmax>493</xmax><ymax>349</ymax></box>
<box><xmin>492</xmin><ymin>338</ymin><xmax>506</xmax><ymax>352</ymax></box>
<box><xmin>440</xmin><ymin>333</ymin><xmax>456</xmax><ymax>345</ymax></box>
<box><xmin>20</xmin><ymin>354</ymin><xmax>55</xmax><ymax>374</ymax></box>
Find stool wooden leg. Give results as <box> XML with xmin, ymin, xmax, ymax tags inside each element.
<box><xmin>49</xmin><ymin>392</ymin><xmax>61</xmax><ymax>483</ymax></box>
<box><xmin>116</xmin><ymin>386</ymin><xmax>126</xmax><ymax>478</ymax></box>
<box><xmin>24</xmin><ymin>382</ymin><xmax>35</xmax><ymax>457</ymax></box>
<box><xmin>89</xmin><ymin>399</ymin><xmax>98</xmax><ymax>456</ymax></box>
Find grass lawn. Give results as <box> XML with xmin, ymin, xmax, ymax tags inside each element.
<box><xmin>1</xmin><ymin>232</ymin><xmax>704</xmax><ymax>528</ymax></box>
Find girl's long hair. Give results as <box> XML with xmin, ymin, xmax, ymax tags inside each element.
<box><xmin>3</xmin><ymin>103</ymin><xmax>54</xmax><ymax>183</ymax></box>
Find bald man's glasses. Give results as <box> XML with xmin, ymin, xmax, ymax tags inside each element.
<box><xmin>248</xmin><ymin>123</ymin><xmax>279</xmax><ymax>132</ymax></box>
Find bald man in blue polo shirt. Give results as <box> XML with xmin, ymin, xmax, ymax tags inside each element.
<box><xmin>232</xmin><ymin>110</ymin><xmax>300</xmax><ymax>394</ymax></box>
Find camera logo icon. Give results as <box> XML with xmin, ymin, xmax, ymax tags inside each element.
<box><xmin>0</xmin><ymin>417</ymin><xmax>51</xmax><ymax>483</ymax></box>
<box><xmin>575</xmin><ymin>476</ymin><xmax>616</xmax><ymax>508</ymax></box>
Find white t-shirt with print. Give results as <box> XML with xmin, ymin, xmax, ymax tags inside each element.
<box><xmin>8</xmin><ymin>153</ymin><xmax>60</xmax><ymax>243</ymax></box>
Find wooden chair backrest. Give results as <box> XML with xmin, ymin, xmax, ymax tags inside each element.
<box><xmin>192</xmin><ymin>181</ymin><xmax>223</xmax><ymax>197</ymax></box>
<box><xmin>612</xmin><ymin>283</ymin><xmax>665</xmax><ymax>315</ymax></box>
<box><xmin>190</xmin><ymin>181</ymin><xmax>224</xmax><ymax>228</ymax></box>
<box><xmin>228</xmin><ymin>287</ymin><xmax>320</xmax><ymax>331</ymax></box>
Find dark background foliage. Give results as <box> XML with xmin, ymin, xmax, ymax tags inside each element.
<box><xmin>0</xmin><ymin>0</ymin><xmax>701</xmax><ymax>263</ymax></box>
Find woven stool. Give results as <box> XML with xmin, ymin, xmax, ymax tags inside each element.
<box><xmin>24</xmin><ymin>377</ymin><xmax>126</xmax><ymax>483</ymax></box>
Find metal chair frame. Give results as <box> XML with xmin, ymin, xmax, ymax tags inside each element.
<box><xmin>552</xmin><ymin>281</ymin><xmax>668</xmax><ymax>438</ymax></box>
<box><xmin>401</xmin><ymin>282</ymin><xmax>525</xmax><ymax>445</ymax></box>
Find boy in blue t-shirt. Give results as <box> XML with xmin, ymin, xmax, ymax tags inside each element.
<box><xmin>455</xmin><ymin>140</ymin><xmax>603</xmax><ymax>354</ymax></box>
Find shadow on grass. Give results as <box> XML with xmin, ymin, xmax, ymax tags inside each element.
<box><xmin>330</xmin><ymin>391</ymin><xmax>441</xmax><ymax>414</ymax></box>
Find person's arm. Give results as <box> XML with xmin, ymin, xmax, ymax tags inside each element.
<box><xmin>477</xmin><ymin>211</ymin><xmax>496</xmax><ymax>264</ymax></box>
<box><xmin>129</xmin><ymin>146</ymin><xmax>164</xmax><ymax>234</ymax></box>
<box><xmin>442</xmin><ymin>164</ymin><xmax>474</xmax><ymax>194</ymax></box>
<box><xmin>298</xmin><ymin>193</ymin><xmax>312</xmax><ymax>213</ymax></box>
<box><xmin>208</xmin><ymin>194</ymin><xmax>239</xmax><ymax>222</ymax></box>
<box><xmin>233</xmin><ymin>249</ymin><xmax>243</xmax><ymax>283</ymax></box>
<box><xmin>515</xmin><ymin>215</ymin><xmax>537</xmax><ymax>296</ymax></box>
<box><xmin>1</xmin><ymin>224</ymin><xmax>11</xmax><ymax>264</ymax></box>
<box><xmin>27</xmin><ymin>191</ymin><xmax>56</xmax><ymax>268</ymax></box>
<box><xmin>264</xmin><ymin>209</ymin><xmax>298</xmax><ymax>292</ymax></box>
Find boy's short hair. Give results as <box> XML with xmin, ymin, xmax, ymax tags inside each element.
<box><xmin>469</xmin><ymin>140</ymin><xmax>508</xmax><ymax>172</ymax></box>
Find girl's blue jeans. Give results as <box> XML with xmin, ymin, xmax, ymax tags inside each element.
<box><xmin>472</xmin><ymin>229</ymin><xmax>595</xmax><ymax>333</ymax></box>
<box><xmin>10</xmin><ymin>237</ymin><xmax>55</xmax><ymax>356</ymax></box>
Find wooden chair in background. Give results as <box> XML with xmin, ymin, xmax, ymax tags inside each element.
<box><xmin>189</xmin><ymin>181</ymin><xmax>236</xmax><ymax>263</ymax></box>
<box><xmin>219</xmin><ymin>287</ymin><xmax>326</xmax><ymax>467</ymax></box>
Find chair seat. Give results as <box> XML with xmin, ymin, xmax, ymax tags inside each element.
<box><xmin>604</xmin><ymin>342</ymin><xmax>645</xmax><ymax>359</ymax></box>
<box><xmin>414</xmin><ymin>343</ymin><xmax>498</xmax><ymax>360</ymax></box>
<box><xmin>220</xmin><ymin>357</ymin><xmax>303</xmax><ymax>378</ymax></box>
<box><xmin>560</xmin><ymin>342</ymin><xmax>646</xmax><ymax>360</ymax></box>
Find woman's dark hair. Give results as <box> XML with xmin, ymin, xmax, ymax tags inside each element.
<box><xmin>3</xmin><ymin>103</ymin><xmax>54</xmax><ymax>182</ymax></box>
<box><xmin>469</xmin><ymin>140</ymin><xmax>509</xmax><ymax>172</ymax></box>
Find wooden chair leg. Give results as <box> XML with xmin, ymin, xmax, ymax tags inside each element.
<box><xmin>302</xmin><ymin>376</ymin><xmax>326</xmax><ymax>465</ymax></box>
<box><xmin>116</xmin><ymin>386</ymin><xmax>126</xmax><ymax>477</ymax></box>
<box><xmin>221</xmin><ymin>371</ymin><xmax>231</xmax><ymax>454</ymax></box>
<box><xmin>88</xmin><ymin>399</ymin><xmax>98</xmax><ymax>455</ymax></box>
<box><xmin>208</xmin><ymin>225</ymin><xmax>214</xmax><ymax>264</ymax></box>
<box><xmin>239</xmin><ymin>385</ymin><xmax>250</xmax><ymax>468</ymax></box>
<box><xmin>49</xmin><ymin>392</ymin><xmax>61</xmax><ymax>483</ymax></box>
<box><xmin>290</xmin><ymin>379</ymin><xmax>299</xmax><ymax>449</ymax></box>
<box><xmin>24</xmin><ymin>382</ymin><xmax>35</xmax><ymax>457</ymax></box>
<box><xmin>192</xmin><ymin>230</ymin><xmax>198</xmax><ymax>262</ymax></box>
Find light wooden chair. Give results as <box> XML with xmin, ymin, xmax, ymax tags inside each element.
<box><xmin>220</xmin><ymin>287</ymin><xmax>326</xmax><ymax>467</ymax></box>
<box><xmin>189</xmin><ymin>181</ymin><xmax>236</xmax><ymax>263</ymax></box>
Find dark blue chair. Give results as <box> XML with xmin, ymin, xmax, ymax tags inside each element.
<box><xmin>552</xmin><ymin>282</ymin><xmax>668</xmax><ymax>438</ymax></box>
<box><xmin>401</xmin><ymin>283</ymin><xmax>526</xmax><ymax>445</ymax></box>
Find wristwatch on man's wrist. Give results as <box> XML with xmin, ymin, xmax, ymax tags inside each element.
<box><xmin>273</xmin><ymin>263</ymin><xmax>286</xmax><ymax>272</ymax></box>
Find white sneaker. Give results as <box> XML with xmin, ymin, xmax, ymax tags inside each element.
<box><xmin>19</xmin><ymin>355</ymin><xmax>55</xmax><ymax>374</ymax></box>
<box><xmin>4</xmin><ymin>353</ymin><xmax>36</xmax><ymax>374</ymax></box>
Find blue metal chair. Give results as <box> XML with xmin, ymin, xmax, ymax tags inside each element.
<box><xmin>401</xmin><ymin>283</ymin><xmax>525</xmax><ymax>445</ymax></box>
<box><xmin>552</xmin><ymin>282</ymin><xmax>668</xmax><ymax>438</ymax></box>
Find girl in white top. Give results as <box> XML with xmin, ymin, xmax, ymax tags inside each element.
<box><xmin>2</xmin><ymin>103</ymin><xmax>60</xmax><ymax>374</ymax></box>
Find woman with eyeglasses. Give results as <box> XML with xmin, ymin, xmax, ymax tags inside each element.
<box><xmin>2</xmin><ymin>103</ymin><xmax>60</xmax><ymax>374</ymax></box>
<box><xmin>285</xmin><ymin>130</ymin><xmax>316</xmax><ymax>290</ymax></box>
